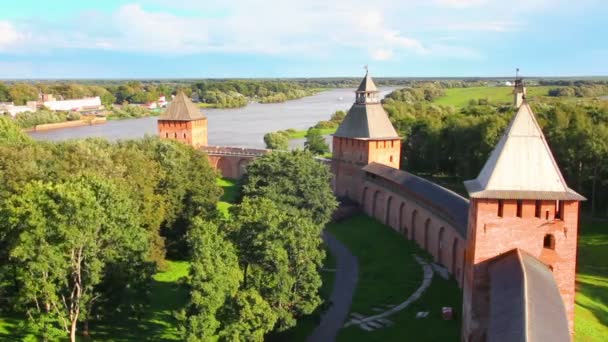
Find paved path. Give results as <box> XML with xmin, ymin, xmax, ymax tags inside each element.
<box><xmin>307</xmin><ymin>231</ymin><xmax>359</xmax><ymax>342</ymax></box>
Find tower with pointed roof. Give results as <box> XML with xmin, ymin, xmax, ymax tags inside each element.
<box><xmin>157</xmin><ymin>92</ymin><xmax>208</xmax><ymax>147</ymax></box>
<box><xmin>513</xmin><ymin>69</ymin><xmax>526</xmax><ymax>108</ymax></box>
<box><xmin>461</xmin><ymin>101</ymin><xmax>584</xmax><ymax>340</ymax></box>
<box><xmin>332</xmin><ymin>71</ymin><xmax>401</xmax><ymax>199</ymax></box>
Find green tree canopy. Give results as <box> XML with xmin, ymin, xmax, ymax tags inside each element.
<box><xmin>263</xmin><ymin>131</ymin><xmax>289</xmax><ymax>150</ymax></box>
<box><xmin>2</xmin><ymin>177</ymin><xmax>149</xmax><ymax>342</ymax></box>
<box><xmin>304</xmin><ymin>128</ymin><xmax>329</xmax><ymax>155</ymax></box>
<box><xmin>241</xmin><ymin>150</ymin><xmax>337</xmax><ymax>225</ymax></box>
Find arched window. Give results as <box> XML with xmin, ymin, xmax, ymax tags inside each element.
<box><xmin>174</xmin><ymin>132</ymin><xmax>177</xmax><ymax>138</ymax></box>
<box><xmin>399</xmin><ymin>202</ymin><xmax>406</xmax><ymax>235</ymax></box>
<box><xmin>424</xmin><ymin>218</ymin><xmax>431</xmax><ymax>250</ymax></box>
<box><xmin>183</xmin><ymin>133</ymin><xmax>187</xmax><ymax>139</ymax></box>
<box><xmin>390</xmin><ymin>155</ymin><xmax>394</xmax><ymax>163</ymax></box>
<box><xmin>165</xmin><ymin>132</ymin><xmax>168</xmax><ymax>138</ymax></box>
<box><xmin>411</xmin><ymin>210</ymin><xmax>418</xmax><ymax>241</ymax></box>
<box><xmin>372</xmin><ymin>190</ymin><xmax>381</xmax><ymax>219</ymax></box>
<box><xmin>437</xmin><ymin>227</ymin><xmax>445</xmax><ymax>264</ymax></box>
<box><xmin>498</xmin><ymin>200</ymin><xmax>504</xmax><ymax>217</ymax></box>
<box><xmin>543</xmin><ymin>234</ymin><xmax>555</xmax><ymax>250</ymax></box>
<box><xmin>385</xmin><ymin>196</ymin><xmax>393</xmax><ymax>226</ymax></box>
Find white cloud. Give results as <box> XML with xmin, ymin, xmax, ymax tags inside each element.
<box><xmin>372</xmin><ymin>48</ymin><xmax>394</xmax><ymax>60</ymax></box>
<box><xmin>0</xmin><ymin>22</ymin><xmax>23</xmax><ymax>49</ymax></box>
<box><xmin>433</xmin><ymin>0</ymin><xmax>488</xmax><ymax>8</ymax></box>
<box><xmin>0</xmin><ymin>0</ymin><xmax>576</xmax><ymax>60</ymax></box>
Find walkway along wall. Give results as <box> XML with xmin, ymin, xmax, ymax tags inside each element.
<box><xmin>352</xmin><ymin>162</ymin><xmax>470</xmax><ymax>287</ymax></box>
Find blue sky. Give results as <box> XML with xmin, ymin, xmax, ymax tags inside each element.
<box><xmin>0</xmin><ymin>0</ymin><xmax>606</xmax><ymax>78</ymax></box>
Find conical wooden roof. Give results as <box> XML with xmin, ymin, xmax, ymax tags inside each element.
<box><xmin>465</xmin><ymin>102</ymin><xmax>584</xmax><ymax>200</ymax></box>
<box><xmin>357</xmin><ymin>72</ymin><xmax>379</xmax><ymax>93</ymax></box>
<box><xmin>335</xmin><ymin>72</ymin><xmax>399</xmax><ymax>140</ymax></box>
<box><xmin>159</xmin><ymin>92</ymin><xmax>206</xmax><ymax>121</ymax></box>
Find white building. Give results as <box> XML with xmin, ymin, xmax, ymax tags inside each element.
<box><xmin>0</xmin><ymin>102</ymin><xmax>37</xmax><ymax>117</ymax></box>
<box><xmin>43</xmin><ymin>97</ymin><xmax>103</xmax><ymax>112</ymax></box>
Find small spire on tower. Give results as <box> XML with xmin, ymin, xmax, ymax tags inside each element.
<box><xmin>513</xmin><ymin>68</ymin><xmax>526</xmax><ymax>107</ymax></box>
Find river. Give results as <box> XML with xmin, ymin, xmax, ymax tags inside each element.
<box><xmin>29</xmin><ymin>88</ymin><xmax>397</xmax><ymax>149</ymax></box>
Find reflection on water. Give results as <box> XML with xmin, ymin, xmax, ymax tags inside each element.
<box><xmin>30</xmin><ymin>88</ymin><xmax>396</xmax><ymax>149</ymax></box>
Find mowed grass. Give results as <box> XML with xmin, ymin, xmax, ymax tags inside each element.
<box><xmin>0</xmin><ymin>260</ymin><xmax>190</xmax><ymax>341</ymax></box>
<box><xmin>575</xmin><ymin>219</ymin><xmax>608</xmax><ymax>341</ymax></box>
<box><xmin>432</xmin><ymin>86</ymin><xmax>558</xmax><ymax>108</ymax></box>
<box><xmin>216</xmin><ymin>177</ymin><xmax>240</xmax><ymax>217</ymax></box>
<box><xmin>283</xmin><ymin>127</ymin><xmax>337</xmax><ymax>140</ymax></box>
<box><xmin>328</xmin><ymin>214</ymin><xmax>461</xmax><ymax>342</ymax></box>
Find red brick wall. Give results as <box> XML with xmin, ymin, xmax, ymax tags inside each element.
<box><xmin>463</xmin><ymin>198</ymin><xmax>580</xmax><ymax>339</ymax></box>
<box><xmin>207</xmin><ymin>155</ymin><xmax>253</xmax><ymax>179</ymax></box>
<box><xmin>158</xmin><ymin>118</ymin><xmax>208</xmax><ymax>147</ymax></box>
<box><xmin>332</xmin><ymin>137</ymin><xmax>401</xmax><ymax>199</ymax></box>
<box><xmin>358</xmin><ymin>181</ymin><xmax>467</xmax><ymax>287</ymax></box>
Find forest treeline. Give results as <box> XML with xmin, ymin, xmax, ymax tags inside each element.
<box><xmin>0</xmin><ymin>118</ymin><xmax>337</xmax><ymax>341</ymax></box>
<box><xmin>383</xmin><ymin>90</ymin><xmax>608</xmax><ymax>215</ymax></box>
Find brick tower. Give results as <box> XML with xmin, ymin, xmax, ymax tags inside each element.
<box><xmin>332</xmin><ymin>71</ymin><xmax>401</xmax><ymax>199</ymax></box>
<box><xmin>513</xmin><ymin>69</ymin><xmax>526</xmax><ymax>108</ymax></box>
<box><xmin>157</xmin><ymin>92</ymin><xmax>208</xmax><ymax>147</ymax></box>
<box><xmin>461</xmin><ymin>101</ymin><xmax>585</xmax><ymax>340</ymax></box>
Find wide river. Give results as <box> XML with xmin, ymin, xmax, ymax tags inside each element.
<box><xmin>29</xmin><ymin>88</ymin><xmax>397</xmax><ymax>149</ymax></box>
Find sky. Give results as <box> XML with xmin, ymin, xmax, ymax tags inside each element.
<box><xmin>0</xmin><ymin>0</ymin><xmax>606</xmax><ymax>78</ymax></box>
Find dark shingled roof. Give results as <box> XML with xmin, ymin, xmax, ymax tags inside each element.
<box><xmin>159</xmin><ymin>92</ymin><xmax>206</xmax><ymax>121</ymax></box>
<box><xmin>487</xmin><ymin>249</ymin><xmax>570</xmax><ymax>342</ymax></box>
<box><xmin>362</xmin><ymin>163</ymin><xmax>469</xmax><ymax>238</ymax></box>
<box><xmin>334</xmin><ymin>103</ymin><xmax>400</xmax><ymax>140</ymax></box>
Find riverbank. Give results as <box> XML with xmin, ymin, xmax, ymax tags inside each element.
<box><xmin>28</xmin><ymin>87</ymin><xmax>396</xmax><ymax>148</ymax></box>
<box><xmin>24</xmin><ymin>117</ymin><xmax>107</xmax><ymax>132</ymax></box>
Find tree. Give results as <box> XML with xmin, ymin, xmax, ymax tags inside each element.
<box><xmin>2</xmin><ymin>177</ymin><xmax>149</xmax><ymax>342</ymax></box>
<box><xmin>219</xmin><ymin>289</ymin><xmax>276</xmax><ymax>341</ymax></box>
<box><xmin>226</xmin><ymin>197</ymin><xmax>324</xmax><ymax>331</ymax></box>
<box><xmin>0</xmin><ymin>82</ymin><xmax>10</xmax><ymax>102</ymax></box>
<box><xmin>0</xmin><ymin>116</ymin><xmax>32</xmax><ymax>144</ymax></box>
<box><xmin>241</xmin><ymin>150</ymin><xmax>337</xmax><ymax>226</ymax></box>
<box><xmin>304</xmin><ymin>128</ymin><xmax>329</xmax><ymax>155</ymax></box>
<box><xmin>178</xmin><ymin>219</ymin><xmax>242</xmax><ymax>341</ymax></box>
<box><xmin>8</xmin><ymin>83</ymin><xmax>39</xmax><ymax>105</ymax></box>
<box><xmin>263</xmin><ymin>131</ymin><xmax>289</xmax><ymax>150</ymax></box>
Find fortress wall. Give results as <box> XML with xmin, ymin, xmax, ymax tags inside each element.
<box><xmin>358</xmin><ymin>180</ymin><xmax>467</xmax><ymax>287</ymax></box>
<box><xmin>207</xmin><ymin>155</ymin><xmax>254</xmax><ymax>179</ymax></box>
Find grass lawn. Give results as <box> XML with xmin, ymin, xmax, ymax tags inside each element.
<box><xmin>216</xmin><ymin>177</ymin><xmax>240</xmax><ymax>217</ymax></box>
<box><xmin>432</xmin><ymin>86</ymin><xmax>558</xmax><ymax>108</ymax></box>
<box><xmin>328</xmin><ymin>214</ymin><xmax>462</xmax><ymax>341</ymax></box>
<box><xmin>575</xmin><ymin>219</ymin><xmax>608</xmax><ymax>341</ymax></box>
<box><xmin>281</xmin><ymin>127</ymin><xmax>337</xmax><ymax>140</ymax></box>
<box><xmin>0</xmin><ymin>260</ymin><xmax>190</xmax><ymax>341</ymax></box>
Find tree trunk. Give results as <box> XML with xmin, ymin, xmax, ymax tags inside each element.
<box><xmin>70</xmin><ymin>311</ymin><xmax>78</xmax><ymax>342</ymax></box>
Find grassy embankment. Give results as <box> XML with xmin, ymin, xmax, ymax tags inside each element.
<box><xmin>328</xmin><ymin>214</ymin><xmax>462</xmax><ymax>342</ymax></box>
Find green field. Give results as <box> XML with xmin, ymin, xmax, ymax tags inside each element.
<box><xmin>432</xmin><ymin>86</ymin><xmax>557</xmax><ymax>108</ymax></box>
<box><xmin>329</xmin><ymin>214</ymin><xmax>462</xmax><ymax>342</ymax></box>
<box><xmin>283</xmin><ymin>127</ymin><xmax>337</xmax><ymax>140</ymax></box>
<box><xmin>575</xmin><ymin>219</ymin><xmax>608</xmax><ymax>341</ymax></box>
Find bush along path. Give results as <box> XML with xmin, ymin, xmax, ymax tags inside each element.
<box><xmin>307</xmin><ymin>231</ymin><xmax>359</xmax><ymax>342</ymax></box>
